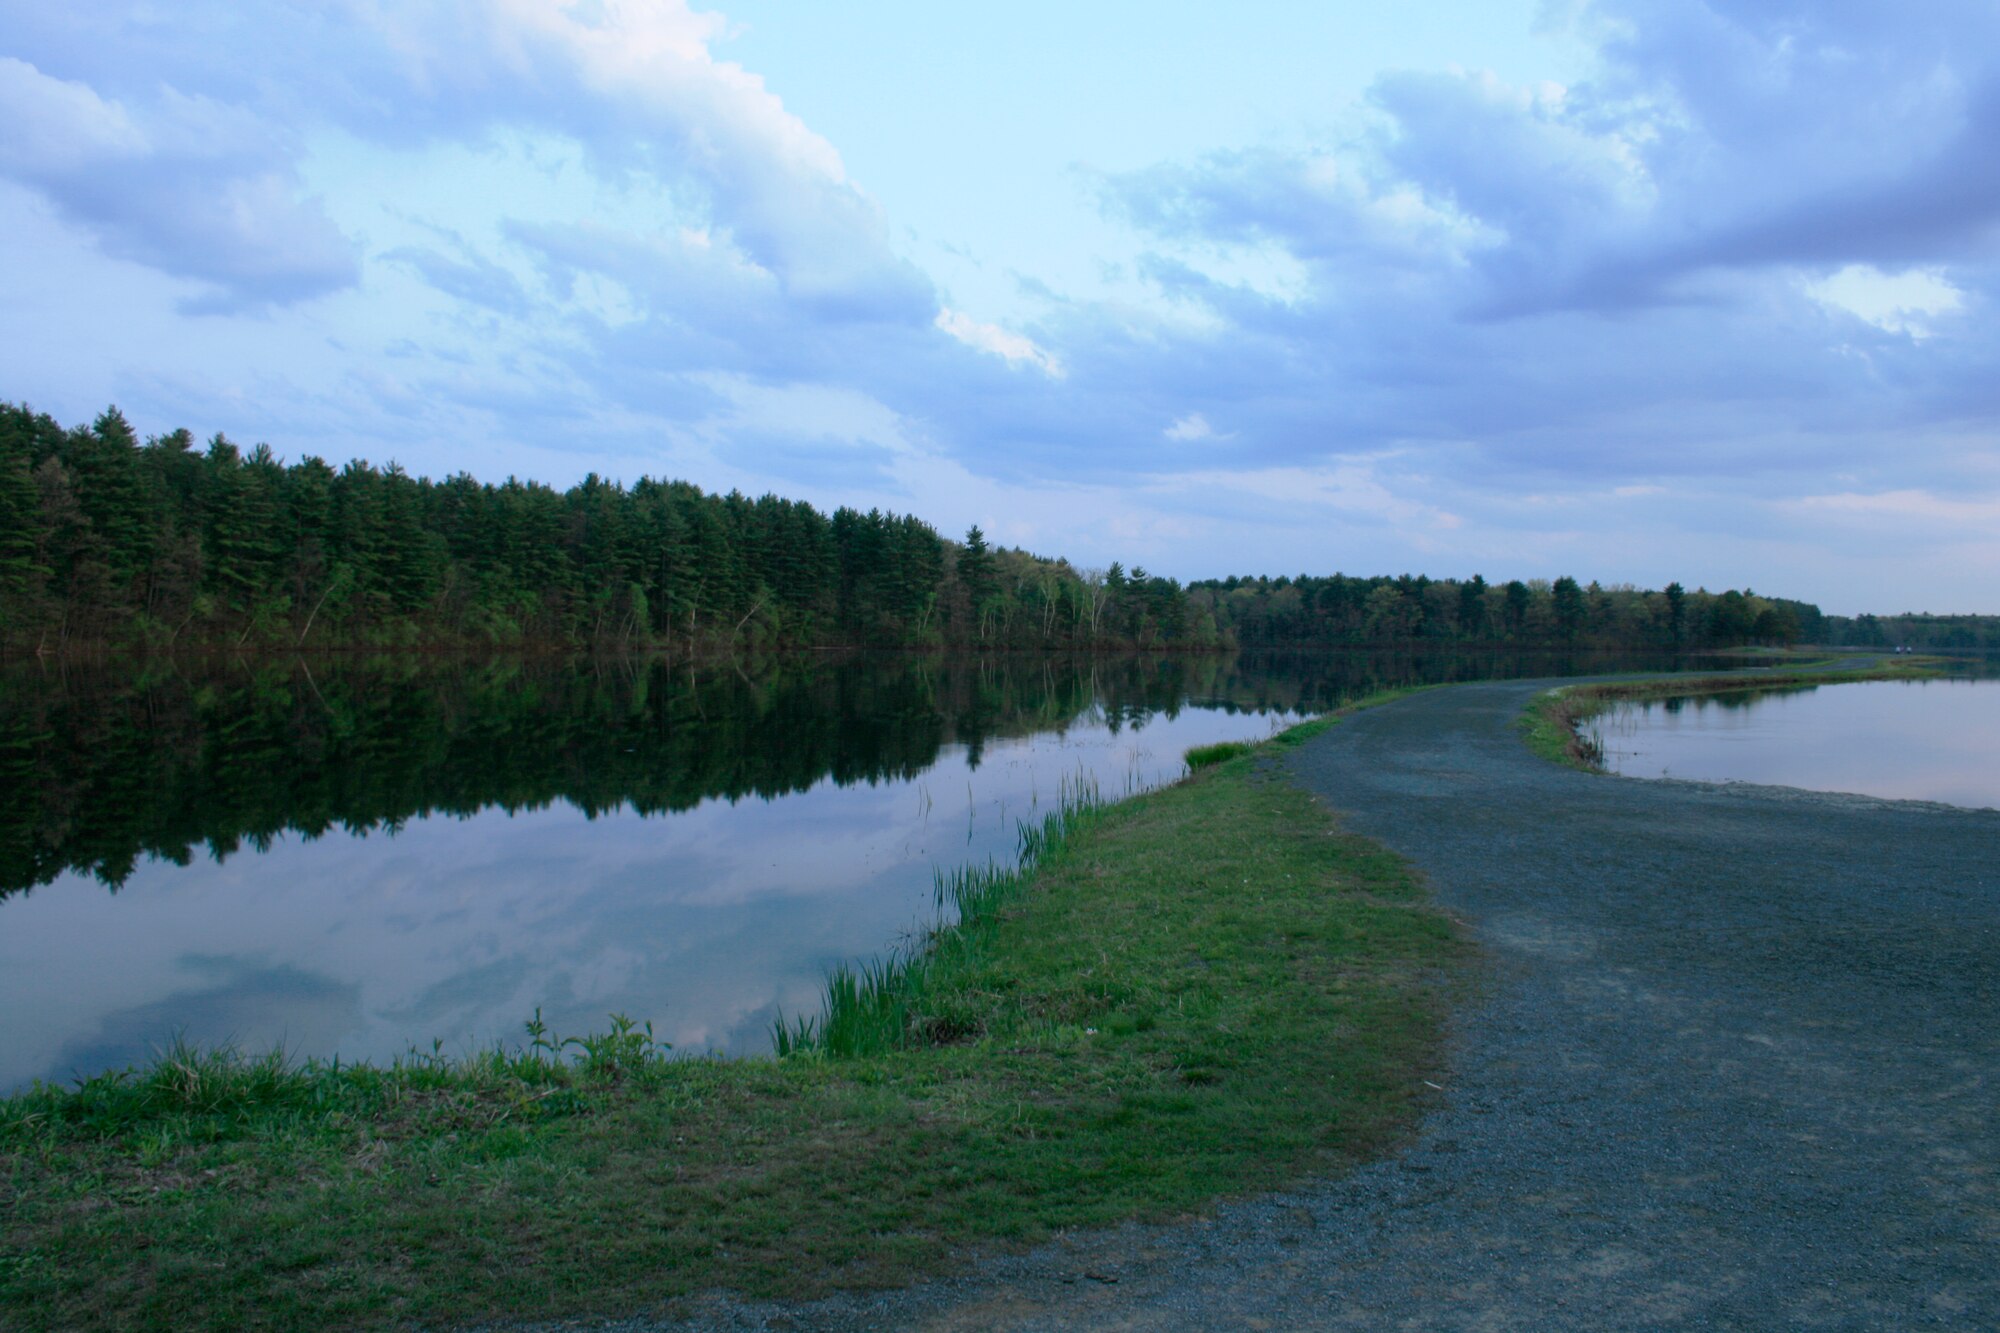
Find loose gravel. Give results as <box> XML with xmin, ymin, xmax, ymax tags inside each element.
<box><xmin>562</xmin><ymin>678</ymin><xmax>1999</xmax><ymax>1331</ymax></box>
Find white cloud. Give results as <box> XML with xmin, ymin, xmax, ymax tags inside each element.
<box><xmin>480</xmin><ymin>0</ymin><xmax>846</xmax><ymax>183</ymax></box>
<box><xmin>364</xmin><ymin>0</ymin><xmax>931</xmax><ymax>321</ymax></box>
<box><xmin>935</xmin><ymin>308</ymin><xmax>1065</xmax><ymax>377</ymax></box>
<box><xmin>1790</xmin><ymin>489</ymin><xmax>2000</xmax><ymax>525</ymax></box>
<box><xmin>1804</xmin><ymin>265</ymin><xmax>1965</xmax><ymax>339</ymax></box>
<box><xmin>1163</xmin><ymin>412</ymin><xmax>1231</xmax><ymax>442</ymax></box>
<box><xmin>0</xmin><ymin>55</ymin><xmax>143</xmax><ymax>162</ymax></box>
<box><xmin>1161</xmin><ymin>463</ymin><xmax>1464</xmax><ymax>532</ymax></box>
<box><xmin>0</xmin><ymin>57</ymin><xmax>357</xmax><ymax>309</ymax></box>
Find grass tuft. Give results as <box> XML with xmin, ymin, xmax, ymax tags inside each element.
<box><xmin>0</xmin><ymin>1010</ymin><xmax>673</xmax><ymax>1151</ymax></box>
<box><xmin>1184</xmin><ymin>740</ymin><xmax>1253</xmax><ymax>770</ymax></box>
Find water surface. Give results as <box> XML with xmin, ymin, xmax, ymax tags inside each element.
<box><xmin>1590</xmin><ymin>677</ymin><xmax>2000</xmax><ymax>810</ymax></box>
<box><xmin>2</xmin><ymin>649</ymin><xmax>1710</xmax><ymax>1091</ymax></box>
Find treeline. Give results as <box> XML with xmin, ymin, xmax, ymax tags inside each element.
<box><xmin>1821</xmin><ymin>613</ymin><xmax>2000</xmax><ymax>654</ymax></box>
<box><xmin>3</xmin><ymin>401</ymin><xmax>1826</xmax><ymax>655</ymax></box>
<box><xmin>1193</xmin><ymin>573</ymin><xmax>1822</xmax><ymax>650</ymax></box>
<box><xmin>0</xmin><ymin>403</ymin><xmax>1213</xmax><ymax>653</ymax></box>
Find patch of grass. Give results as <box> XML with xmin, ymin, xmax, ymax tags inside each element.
<box><xmin>1267</xmin><ymin>686</ymin><xmax>1435</xmax><ymax>753</ymax></box>
<box><xmin>1183</xmin><ymin>740</ymin><xmax>1253</xmax><ymax>769</ymax></box>
<box><xmin>1521</xmin><ymin>659</ymin><xmax>1949</xmax><ymax>771</ymax></box>
<box><xmin>774</xmin><ymin>776</ymin><xmax>1107</xmax><ymax>1059</ymax></box>
<box><xmin>1519</xmin><ymin>684</ymin><xmax>1609</xmax><ymax>769</ymax></box>
<box><xmin>0</xmin><ymin>708</ymin><xmax>1459</xmax><ymax>1331</ymax></box>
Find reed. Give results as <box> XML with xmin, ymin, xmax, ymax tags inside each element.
<box><xmin>773</xmin><ymin>776</ymin><xmax>1104</xmax><ymax>1059</ymax></box>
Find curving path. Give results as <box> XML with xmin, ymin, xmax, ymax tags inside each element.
<box><xmin>630</xmin><ymin>678</ymin><xmax>2000</xmax><ymax>1331</ymax></box>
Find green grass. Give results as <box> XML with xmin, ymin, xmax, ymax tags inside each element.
<box><xmin>1521</xmin><ymin>658</ymin><xmax>1949</xmax><ymax>770</ymax></box>
<box><xmin>772</xmin><ymin>774</ymin><xmax>1106</xmax><ymax>1059</ymax></box>
<box><xmin>0</xmin><ymin>704</ymin><xmax>1460</xmax><ymax>1331</ymax></box>
<box><xmin>1183</xmin><ymin>739</ymin><xmax>1253</xmax><ymax>769</ymax></box>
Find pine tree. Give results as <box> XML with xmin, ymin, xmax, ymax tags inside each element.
<box><xmin>0</xmin><ymin>452</ymin><xmax>45</xmax><ymax>618</ymax></box>
<box><xmin>1552</xmin><ymin>576</ymin><xmax>1588</xmax><ymax>641</ymax></box>
<box><xmin>1458</xmin><ymin>574</ymin><xmax>1488</xmax><ymax>639</ymax></box>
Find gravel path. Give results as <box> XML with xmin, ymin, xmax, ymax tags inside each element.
<box><xmin>598</xmin><ymin>678</ymin><xmax>2000</xmax><ymax>1331</ymax></box>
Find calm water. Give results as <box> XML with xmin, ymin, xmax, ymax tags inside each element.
<box><xmin>2</xmin><ymin>649</ymin><xmax>1705</xmax><ymax>1091</ymax></box>
<box><xmin>1590</xmin><ymin>677</ymin><xmax>2000</xmax><ymax>810</ymax></box>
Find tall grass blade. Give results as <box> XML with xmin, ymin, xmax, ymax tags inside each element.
<box><xmin>775</xmin><ymin>778</ymin><xmax>1105</xmax><ymax>1060</ymax></box>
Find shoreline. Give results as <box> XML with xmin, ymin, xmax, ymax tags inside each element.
<box><xmin>0</xmin><ymin>695</ymin><xmax>1463</xmax><ymax>1330</ymax></box>
<box><xmin>767</xmin><ymin>675</ymin><xmax>1997</xmax><ymax>1331</ymax></box>
<box><xmin>1517</xmin><ymin>655</ymin><xmax>1949</xmax><ymax>769</ymax></box>
<box><xmin>0</xmin><ymin>639</ymin><xmax>1883</xmax><ymax>671</ymax></box>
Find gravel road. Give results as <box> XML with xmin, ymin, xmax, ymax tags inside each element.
<box><xmin>592</xmin><ymin>677</ymin><xmax>2000</xmax><ymax>1331</ymax></box>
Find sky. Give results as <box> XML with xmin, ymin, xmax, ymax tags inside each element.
<box><xmin>2</xmin><ymin>2</ymin><xmax>1997</xmax><ymax>615</ymax></box>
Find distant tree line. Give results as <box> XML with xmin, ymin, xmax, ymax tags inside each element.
<box><xmin>1819</xmin><ymin>613</ymin><xmax>2000</xmax><ymax>654</ymax></box>
<box><xmin>1190</xmin><ymin>573</ymin><xmax>1822</xmax><ymax>651</ymax></box>
<box><xmin>2</xmin><ymin>401</ymin><xmax>1828</xmax><ymax>655</ymax></box>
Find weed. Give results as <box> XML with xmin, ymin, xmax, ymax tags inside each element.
<box><xmin>560</xmin><ymin>1013</ymin><xmax>673</xmax><ymax>1083</ymax></box>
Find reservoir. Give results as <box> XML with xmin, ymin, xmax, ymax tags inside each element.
<box><xmin>1</xmin><ymin>649</ymin><xmax>1711</xmax><ymax>1091</ymax></box>
<box><xmin>1589</xmin><ymin>676</ymin><xmax>2000</xmax><ymax>810</ymax></box>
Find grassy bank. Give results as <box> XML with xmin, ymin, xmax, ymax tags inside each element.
<box><xmin>0</xmin><ymin>701</ymin><xmax>1460</xmax><ymax>1331</ymax></box>
<box><xmin>1521</xmin><ymin>658</ymin><xmax>1947</xmax><ymax>770</ymax></box>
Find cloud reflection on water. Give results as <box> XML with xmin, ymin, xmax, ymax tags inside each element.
<box><xmin>0</xmin><ymin>708</ymin><xmax>1289</xmax><ymax>1090</ymax></box>
<box><xmin>1596</xmin><ymin>678</ymin><xmax>2000</xmax><ymax>810</ymax></box>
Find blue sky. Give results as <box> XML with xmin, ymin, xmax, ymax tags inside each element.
<box><xmin>2</xmin><ymin>1</ymin><xmax>1996</xmax><ymax>614</ymax></box>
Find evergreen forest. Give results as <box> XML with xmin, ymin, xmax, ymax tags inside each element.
<box><xmin>0</xmin><ymin>401</ymin><xmax>1872</xmax><ymax>655</ymax></box>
